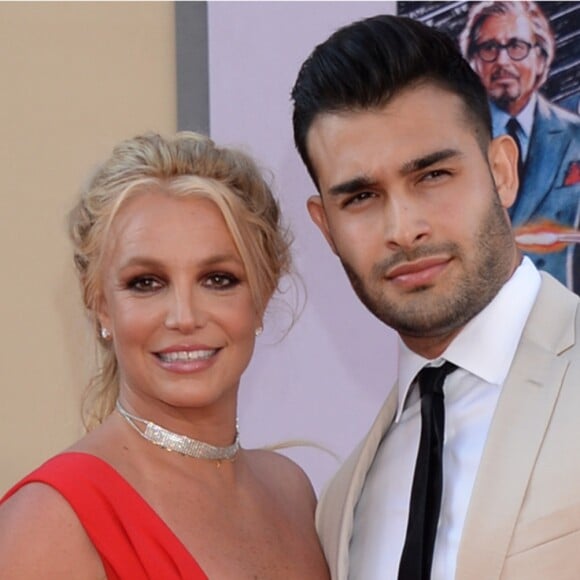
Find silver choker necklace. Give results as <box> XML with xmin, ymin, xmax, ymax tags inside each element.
<box><xmin>116</xmin><ymin>401</ymin><xmax>240</xmax><ymax>463</ymax></box>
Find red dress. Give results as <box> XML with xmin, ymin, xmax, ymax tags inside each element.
<box><xmin>1</xmin><ymin>452</ymin><xmax>208</xmax><ymax>579</ymax></box>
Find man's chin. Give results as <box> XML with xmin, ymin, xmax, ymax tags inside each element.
<box><xmin>490</xmin><ymin>91</ymin><xmax>517</xmax><ymax>111</ymax></box>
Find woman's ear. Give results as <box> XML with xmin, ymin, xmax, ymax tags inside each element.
<box><xmin>488</xmin><ymin>134</ymin><xmax>519</xmax><ymax>209</ymax></box>
<box><xmin>95</xmin><ymin>294</ymin><xmax>112</xmax><ymax>339</ymax></box>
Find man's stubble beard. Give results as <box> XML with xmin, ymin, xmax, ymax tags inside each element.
<box><xmin>340</xmin><ymin>190</ymin><xmax>515</xmax><ymax>339</ymax></box>
<box><xmin>486</xmin><ymin>66</ymin><xmax>523</xmax><ymax>111</ymax></box>
<box><xmin>492</xmin><ymin>92</ymin><xmax>517</xmax><ymax>112</ymax></box>
<box><xmin>489</xmin><ymin>81</ymin><xmax>520</xmax><ymax>111</ymax></box>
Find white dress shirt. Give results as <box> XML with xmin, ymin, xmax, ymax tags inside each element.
<box><xmin>349</xmin><ymin>258</ymin><xmax>541</xmax><ymax>580</ymax></box>
<box><xmin>491</xmin><ymin>94</ymin><xmax>537</xmax><ymax>163</ymax></box>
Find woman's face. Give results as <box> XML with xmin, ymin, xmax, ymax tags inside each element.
<box><xmin>97</xmin><ymin>190</ymin><xmax>260</xmax><ymax>417</ymax></box>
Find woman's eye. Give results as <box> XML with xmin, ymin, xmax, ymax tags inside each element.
<box><xmin>204</xmin><ymin>273</ymin><xmax>240</xmax><ymax>289</ymax></box>
<box><xmin>127</xmin><ymin>276</ymin><xmax>163</xmax><ymax>293</ymax></box>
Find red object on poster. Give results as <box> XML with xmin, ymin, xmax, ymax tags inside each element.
<box><xmin>563</xmin><ymin>161</ymin><xmax>580</xmax><ymax>186</ymax></box>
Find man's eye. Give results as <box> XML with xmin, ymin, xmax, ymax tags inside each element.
<box><xmin>422</xmin><ymin>169</ymin><xmax>451</xmax><ymax>182</ymax></box>
<box><xmin>127</xmin><ymin>276</ymin><xmax>163</xmax><ymax>292</ymax></box>
<box><xmin>344</xmin><ymin>192</ymin><xmax>375</xmax><ymax>207</ymax></box>
<box><xmin>509</xmin><ymin>39</ymin><xmax>527</xmax><ymax>49</ymax></box>
<box><xmin>480</xmin><ymin>40</ymin><xmax>498</xmax><ymax>50</ymax></box>
<box><xmin>204</xmin><ymin>273</ymin><xmax>240</xmax><ymax>289</ymax></box>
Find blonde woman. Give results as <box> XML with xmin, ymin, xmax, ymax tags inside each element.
<box><xmin>0</xmin><ymin>132</ymin><xmax>329</xmax><ymax>579</ymax></box>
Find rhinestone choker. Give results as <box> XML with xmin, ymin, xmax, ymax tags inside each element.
<box><xmin>116</xmin><ymin>401</ymin><xmax>240</xmax><ymax>463</ymax></box>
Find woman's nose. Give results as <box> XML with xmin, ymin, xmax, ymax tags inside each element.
<box><xmin>164</xmin><ymin>288</ymin><xmax>206</xmax><ymax>333</ymax></box>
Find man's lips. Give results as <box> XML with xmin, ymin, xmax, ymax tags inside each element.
<box><xmin>385</xmin><ymin>257</ymin><xmax>452</xmax><ymax>288</ymax></box>
<box><xmin>491</xmin><ymin>69</ymin><xmax>518</xmax><ymax>82</ymax></box>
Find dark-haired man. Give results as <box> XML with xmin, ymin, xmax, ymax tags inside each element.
<box><xmin>292</xmin><ymin>13</ymin><xmax>580</xmax><ymax>580</ymax></box>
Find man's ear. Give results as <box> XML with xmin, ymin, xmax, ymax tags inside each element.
<box><xmin>307</xmin><ymin>195</ymin><xmax>338</xmax><ymax>254</ymax></box>
<box><xmin>488</xmin><ymin>134</ymin><xmax>519</xmax><ymax>209</ymax></box>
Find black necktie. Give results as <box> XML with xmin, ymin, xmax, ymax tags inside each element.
<box><xmin>506</xmin><ymin>117</ymin><xmax>524</xmax><ymax>186</ymax></box>
<box><xmin>398</xmin><ymin>361</ymin><xmax>457</xmax><ymax>580</ymax></box>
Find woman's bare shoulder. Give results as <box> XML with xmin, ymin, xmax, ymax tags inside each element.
<box><xmin>244</xmin><ymin>448</ymin><xmax>317</xmax><ymax>510</ymax></box>
<box><xmin>0</xmin><ymin>482</ymin><xmax>105</xmax><ymax>579</ymax></box>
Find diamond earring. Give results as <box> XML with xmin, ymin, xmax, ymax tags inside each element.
<box><xmin>255</xmin><ymin>326</ymin><xmax>263</xmax><ymax>337</ymax></box>
<box><xmin>100</xmin><ymin>327</ymin><xmax>112</xmax><ymax>340</ymax></box>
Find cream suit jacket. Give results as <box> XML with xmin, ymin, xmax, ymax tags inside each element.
<box><xmin>317</xmin><ymin>273</ymin><xmax>580</xmax><ymax>580</ymax></box>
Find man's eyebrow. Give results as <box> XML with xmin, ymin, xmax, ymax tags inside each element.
<box><xmin>328</xmin><ymin>175</ymin><xmax>379</xmax><ymax>196</ymax></box>
<box><xmin>401</xmin><ymin>149</ymin><xmax>461</xmax><ymax>176</ymax></box>
<box><xmin>326</xmin><ymin>149</ymin><xmax>462</xmax><ymax>195</ymax></box>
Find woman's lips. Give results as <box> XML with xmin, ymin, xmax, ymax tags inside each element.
<box><xmin>156</xmin><ymin>349</ymin><xmax>217</xmax><ymax>363</ymax></box>
<box><xmin>154</xmin><ymin>346</ymin><xmax>220</xmax><ymax>373</ymax></box>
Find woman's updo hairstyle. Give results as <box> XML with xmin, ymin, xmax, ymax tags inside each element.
<box><xmin>68</xmin><ymin>132</ymin><xmax>292</xmax><ymax>428</ymax></box>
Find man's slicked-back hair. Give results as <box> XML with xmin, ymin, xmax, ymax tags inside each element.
<box><xmin>291</xmin><ymin>14</ymin><xmax>492</xmax><ymax>187</ymax></box>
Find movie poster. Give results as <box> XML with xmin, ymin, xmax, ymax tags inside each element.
<box><xmin>398</xmin><ymin>2</ymin><xmax>580</xmax><ymax>294</ymax></box>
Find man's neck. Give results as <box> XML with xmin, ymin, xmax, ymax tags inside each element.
<box><xmin>492</xmin><ymin>93</ymin><xmax>537</xmax><ymax>119</ymax></box>
<box><xmin>503</xmin><ymin>101</ymin><xmax>526</xmax><ymax>117</ymax></box>
<box><xmin>400</xmin><ymin>327</ymin><xmax>463</xmax><ymax>360</ymax></box>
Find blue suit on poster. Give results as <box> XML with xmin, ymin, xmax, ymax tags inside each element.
<box><xmin>494</xmin><ymin>95</ymin><xmax>580</xmax><ymax>289</ymax></box>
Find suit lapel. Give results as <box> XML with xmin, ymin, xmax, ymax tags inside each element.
<box><xmin>456</xmin><ymin>274</ymin><xmax>576</xmax><ymax>579</ymax></box>
<box><xmin>324</xmin><ymin>387</ymin><xmax>398</xmax><ymax>580</ymax></box>
<box><xmin>511</xmin><ymin>96</ymin><xmax>570</xmax><ymax>225</ymax></box>
<box><xmin>456</xmin><ymin>342</ymin><xmax>568</xmax><ymax>579</ymax></box>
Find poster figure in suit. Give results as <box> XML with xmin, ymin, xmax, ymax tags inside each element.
<box><xmin>459</xmin><ymin>1</ymin><xmax>580</xmax><ymax>290</ymax></box>
<box><xmin>398</xmin><ymin>0</ymin><xmax>580</xmax><ymax>293</ymax></box>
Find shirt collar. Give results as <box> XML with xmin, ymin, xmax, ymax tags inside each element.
<box><xmin>490</xmin><ymin>93</ymin><xmax>537</xmax><ymax>139</ymax></box>
<box><xmin>395</xmin><ymin>257</ymin><xmax>541</xmax><ymax>422</ymax></box>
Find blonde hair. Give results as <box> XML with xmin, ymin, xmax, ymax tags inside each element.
<box><xmin>69</xmin><ymin>132</ymin><xmax>292</xmax><ymax>429</ymax></box>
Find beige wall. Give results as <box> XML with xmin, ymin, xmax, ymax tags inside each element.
<box><xmin>0</xmin><ymin>1</ymin><xmax>176</xmax><ymax>492</ymax></box>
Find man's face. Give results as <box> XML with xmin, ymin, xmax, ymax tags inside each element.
<box><xmin>305</xmin><ymin>84</ymin><xmax>519</xmax><ymax>358</ymax></box>
<box><xmin>472</xmin><ymin>12</ymin><xmax>547</xmax><ymax>116</ymax></box>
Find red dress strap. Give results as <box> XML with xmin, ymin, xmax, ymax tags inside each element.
<box><xmin>2</xmin><ymin>452</ymin><xmax>208</xmax><ymax>579</ymax></box>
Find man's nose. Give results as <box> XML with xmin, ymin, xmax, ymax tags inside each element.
<box><xmin>496</xmin><ymin>45</ymin><xmax>512</xmax><ymax>65</ymax></box>
<box><xmin>384</xmin><ymin>198</ymin><xmax>431</xmax><ymax>250</ymax></box>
